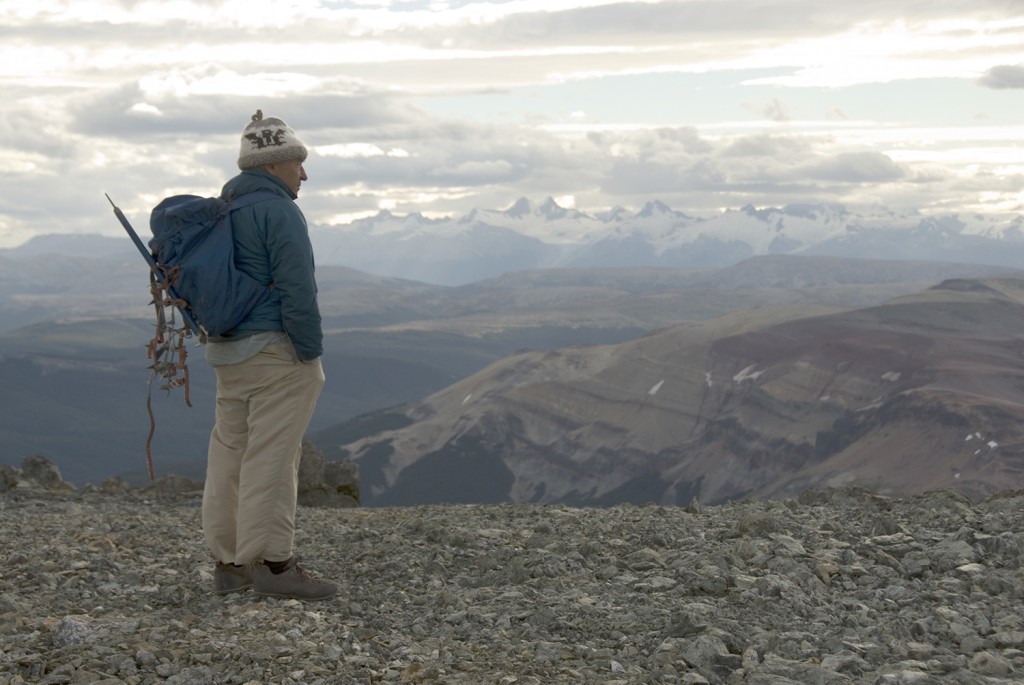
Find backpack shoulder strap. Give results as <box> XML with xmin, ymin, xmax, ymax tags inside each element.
<box><xmin>225</xmin><ymin>190</ymin><xmax>282</xmax><ymax>211</ymax></box>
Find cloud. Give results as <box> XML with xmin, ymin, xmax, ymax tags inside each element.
<box><xmin>978</xmin><ymin>65</ymin><xmax>1024</xmax><ymax>89</ymax></box>
<box><xmin>70</xmin><ymin>85</ymin><xmax>409</xmax><ymax>138</ymax></box>
<box><xmin>604</xmin><ymin>157</ymin><xmax>727</xmax><ymax>195</ymax></box>
<box><xmin>799</xmin><ymin>151</ymin><xmax>906</xmax><ymax>183</ymax></box>
<box><xmin>763</xmin><ymin>97</ymin><xmax>790</xmax><ymax>123</ymax></box>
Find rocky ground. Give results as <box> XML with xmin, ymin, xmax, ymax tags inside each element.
<box><xmin>1</xmin><ymin>470</ymin><xmax>1023</xmax><ymax>684</ymax></box>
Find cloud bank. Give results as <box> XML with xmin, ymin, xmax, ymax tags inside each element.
<box><xmin>1</xmin><ymin>0</ymin><xmax>1023</xmax><ymax>247</ymax></box>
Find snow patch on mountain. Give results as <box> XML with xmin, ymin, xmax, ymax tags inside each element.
<box><xmin>733</xmin><ymin>365</ymin><xmax>765</xmax><ymax>382</ymax></box>
<box><xmin>306</xmin><ymin>198</ymin><xmax>1024</xmax><ymax>284</ymax></box>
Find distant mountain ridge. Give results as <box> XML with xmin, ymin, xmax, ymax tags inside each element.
<box><xmin>6</xmin><ymin>199</ymin><xmax>1024</xmax><ymax>286</ymax></box>
<box><xmin>4</xmin><ymin>253</ymin><xmax>1016</xmax><ymax>488</ymax></box>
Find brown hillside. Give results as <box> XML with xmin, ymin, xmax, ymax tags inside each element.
<box><xmin>341</xmin><ymin>279</ymin><xmax>1024</xmax><ymax>505</ymax></box>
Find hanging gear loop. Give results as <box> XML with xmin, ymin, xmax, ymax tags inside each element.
<box><xmin>106</xmin><ymin>194</ymin><xmax>199</xmax><ymax>481</ymax></box>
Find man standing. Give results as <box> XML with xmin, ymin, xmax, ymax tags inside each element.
<box><xmin>201</xmin><ymin>110</ymin><xmax>336</xmax><ymax>601</ymax></box>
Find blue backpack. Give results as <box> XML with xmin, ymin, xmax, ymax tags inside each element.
<box><xmin>149</xmin><ymin>191</ymin><xmax>277</xmax><ymax>337</ymax></box>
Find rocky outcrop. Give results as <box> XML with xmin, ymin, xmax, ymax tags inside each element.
<box><xmin>298</xmin><ymin>439</ymin><xmax>360</xmax><ymax>507</ymax></box>
<box><xmin>2</xmin><ymin>448</ymin><xmax>360</xmax><ymax>508</ymax></box>
<box><xmin>0</xmin><ymin>455</ymin><xmax>76</xmax><ymax>494</ymax></box>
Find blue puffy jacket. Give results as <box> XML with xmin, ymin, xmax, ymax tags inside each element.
<box><xmin>212</xmin><ymin>170</ymin><xmax>322</xmax><ymax>361</ymax></box>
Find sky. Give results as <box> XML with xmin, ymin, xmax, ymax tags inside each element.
<box><xmin>2</xmin><ymin>0</ymin><xmax>1023</xmax><ymax>248</ymax></box>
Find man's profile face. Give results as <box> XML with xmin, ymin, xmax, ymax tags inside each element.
<box><xmin>267</xmin><ymin>158</ymin><xmax>307</xmax><ymax>196</ymax></box>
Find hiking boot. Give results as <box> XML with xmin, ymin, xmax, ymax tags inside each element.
<box><xmin>253</xmin><ymin>557</ymin><xmax>338</xmax><ymax>601</ymax></box>
<box><xmin>213</xmin><ymin>562</ymin><xmax>253</xmax><ymax>594</ymax></box>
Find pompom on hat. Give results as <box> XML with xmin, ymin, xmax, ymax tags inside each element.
<box><xmin>237</xmin><ymin>109</ymin><xmax>308</xmax><ymax>170</ymax></box>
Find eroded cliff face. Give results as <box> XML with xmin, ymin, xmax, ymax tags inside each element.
<box><xmin>685</xmin><ymin>284</ymin><xmax>1024</xmax><ymax>503</ymax></box>
<box><xmin>343</xmin><ymin>279</ymin><xmax>1024</xmax><ymax>506</ymax></box>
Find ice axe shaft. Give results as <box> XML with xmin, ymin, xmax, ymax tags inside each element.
<box><xmin>104</xmin><ymin>193</ymin><xmax>201</xmax><ymax>334</ymax></box>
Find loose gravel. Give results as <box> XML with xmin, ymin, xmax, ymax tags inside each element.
<box><xmin>1</xmin><ymin>484</ymin><xmax>1023</xmax><ymax>684</ymax></box>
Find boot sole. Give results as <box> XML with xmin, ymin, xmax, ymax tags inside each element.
<box><xmin>213</xmin><ymin>582</ymin><xmax>253</xmax><ymax>595</ymax></box>
<box><xmin>254</xmin><ymin>589</ymin><xmax>337</xmax><ymax>601</ymax></box>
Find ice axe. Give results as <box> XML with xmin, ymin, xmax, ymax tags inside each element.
<box><xmin>104</xmin><ymin>193</ymin><xmax>201</xmax><ymax>335</ymax></box>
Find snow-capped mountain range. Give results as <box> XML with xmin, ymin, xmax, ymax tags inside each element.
<box><xmin>311</xmin><ymin>198</ymin><xmax>1024</xmax><ymax>285</ymax></box>
<box><xmin>5</xmin><ymin>198</ymin><xmax>1024</xmax><ymax>287</ymax></box>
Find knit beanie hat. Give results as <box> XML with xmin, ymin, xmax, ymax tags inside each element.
<box><xmin>237</xmin><ymin>110</ymin><xmax>308</xmax><ymax>170</ymax></box>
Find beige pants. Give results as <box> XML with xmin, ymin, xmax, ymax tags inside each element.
<box><xmin>202</xmin><ymin>342</ymin><xmax>325</xmax><ymax>564</ymax></box>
